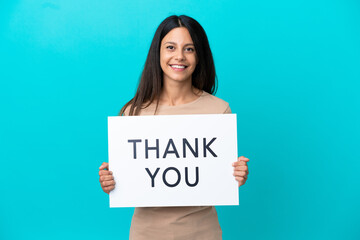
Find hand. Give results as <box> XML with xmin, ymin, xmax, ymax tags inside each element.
<box><xmin>99</xmin><ymin>162</ymin><xmax>116</xmax><ymax>194</ymax></box>
<box><xmin>232</xmin><ymin>156</ymin><xmax>249</xmax><ymax>187</ymax></box>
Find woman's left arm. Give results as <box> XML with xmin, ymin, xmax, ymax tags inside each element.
<box><xmin>232</xmin><ymin>156</ymin><xmax>249</xmax><ymax>187</ymax></box>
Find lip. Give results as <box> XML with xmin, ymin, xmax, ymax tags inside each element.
<box><xmin>169</xmin><ymin>64</ymin><xmax>188</xmax><ymax>72</ymax></box>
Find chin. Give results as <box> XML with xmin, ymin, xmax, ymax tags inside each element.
<box><xmin>167</xmin><ymin>75</ymin><xmax>192</xmax><ymax>83</ymax></box>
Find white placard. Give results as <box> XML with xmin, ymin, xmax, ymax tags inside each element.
<box><xmin>108</xmin><ymin>114</ymin><xmax>238</xmax><ymax>207</ymax></box>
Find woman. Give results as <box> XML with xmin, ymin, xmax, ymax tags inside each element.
<box><xmin>99</xmin><ymin>15</ymin><xmax>249</xmax><ymax>239</ymax></box>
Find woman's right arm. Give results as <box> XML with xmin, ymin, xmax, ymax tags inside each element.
<box><xmin>99</xmin><ymin>162</ymin><xmax>115</xmax><ymax>194</ymax></box>
<box><xmin>100</xmin><ymin>107</ymin><xmax>127</xmax><ymax>193</ymax></box>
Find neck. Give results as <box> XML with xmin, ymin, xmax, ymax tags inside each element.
<box><xmin>159</xmin><ymin>78</ymin><xmax>201</xmax><ymax>106</ymax></box>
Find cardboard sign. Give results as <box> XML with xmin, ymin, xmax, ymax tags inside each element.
<box><xmin>108</xmin><ymin>114</ymin><xmax>238</xmax><ymax>207</ymax></box>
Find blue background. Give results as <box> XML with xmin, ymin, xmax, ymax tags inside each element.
<box><xmin>1</xmin><ymin>0</ymin><xmax>359</xmax><ymax>239</ymax></box>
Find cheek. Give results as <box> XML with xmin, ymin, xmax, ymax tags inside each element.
<box><xmin>160</xmin><ymin>49</ymin><xmax>166</xmax><ymax>60</ymax></box>
<box><xmin>160</xmin><ymin>52</ymin><xmax>171</xmax><ymax>65</ymax></box>
<box><xmin>190</xmin><ymin>54</ymin><xmax>198</xmax><ymax>66</ymax></box>
<box><xmin>160</xmin><ymin>61</ymin><xmax>167</xmax><ymax>73</ymax></box>
<box><xmin>160</xmin><ymin>53</ymin><xmax>167</xmax><ymax>69</ymax></box>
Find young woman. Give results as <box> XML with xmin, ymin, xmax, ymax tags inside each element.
<box><xmin>99</xmin><ymin>15</ymin><xmax>249</xmax><ymax>240</ymax></box>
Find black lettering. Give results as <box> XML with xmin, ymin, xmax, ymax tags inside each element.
<box><xmin>145</xmin><ymin>168</ymin><xmax>160</xmax><ymax>187</ymax></box>
<box><xmin>128</xmin><ymin>139</ymin><xmax>142</xmax><ymax>159</ymax></box>
<box><xmin>203</xmin><ymin>138</ymin><xmax>217</xmax><ymax>157</ymax></box>
<box><xmin>185</xmin><ymin>167</ymin><xmax>199</xmax><ymax>187</ymax></box>
<box><xmin>145</xmin><ymin>139</ymin><xmax>159</xmax><ymax>159</ymax></box>
<box><xmin>162</xmin><ymin>167</ymin><xmax>181</xmax><ymax>187</ymax></box>
<box><xmin>163</xmin><ymin>139</ymin><xmax>180</xmax><ymax>158</ymax></box>
<box><xmin>183</xmin><ymin>138</ymin><xmax>198</xmax><ymax>158</ymax></box>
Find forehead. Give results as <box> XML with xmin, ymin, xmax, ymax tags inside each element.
<box><xmin>161</xmin><ymin>27</ymin><xmax>194</xmax><ymax>44</ymax></box>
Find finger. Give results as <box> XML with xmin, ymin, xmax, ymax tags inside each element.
<box><xmin>239</xmin><ymin>167</ymin><xmax>249</xmax><ymax>175</ymax></box>
<box><xmin>101</xmin><ymin>180</ymin><xmax>116</xmax><ymax>187</ymax></box>
<box><xmin>99</xmin><ymin>170</ymin><xmax>113</xmax><ymax>176</ymax></box>
<box><xmin>99</xmin><ymin>162</ymin><xmax>109</xmax><ymax>170</ymax></box>
<box><xmin>104</xmin><ymin>185</ymin><xmax>115</xmax><ymax>193</ymax></box>
<box><xmin>235</xmin><ymin>177</ymin><xmax>245</xmax><ymax>182</ymax></box>
<box><xmin>235</xmin><ymin>166</ymin><xmax>248</xmax><ymax>171</ymax></box>
<box><xmin>232</xmin><ymin>161</ymin><xmax>247</xmax><ymax>167</ymax></box>
<box><xmin>233</xmin><ymin>171</ymin><xmax>247</xmax><ymax>177</ymax></box>
<box><xmin>99</xmin><ymin>170</ymin><xmax>109</xmax><ymax>176</ymax></box>
<box><xmin>100</xmin><ymin>175</ymin><xmax>114</xmax><ymax>182</ymax></box>
<box><xmin>235</xmin><ymin>161</ymin><xmax>247</xmax><ymax>166</ymax></box>
<box><xmin>238</xmin><ymin>156</ymin><xmax>250</xmax><ymax>162</ymax></box>
<box><xmin>235</xmin><ymin>177</ymin><xmax>246</xmax><ymax>187</ymax></box>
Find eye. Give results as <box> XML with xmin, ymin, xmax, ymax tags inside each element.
<box><xmin>166</xmin><ymin>45</ymin><xmax>175</xmax><ymax>50</ymax></box>
<box><xmin>185</xmin><ymin>47</ymin><xmax>195</xmax><ymax>52</ymax></box>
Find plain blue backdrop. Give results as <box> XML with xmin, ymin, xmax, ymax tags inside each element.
<box><xmin>1</xmin><ymin>0</ymin><xmax>359</xmax><ymax>239</ymax></box>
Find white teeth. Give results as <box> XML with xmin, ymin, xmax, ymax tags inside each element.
<box><xmin>171</xmin><ymin>65</ymin><xmax>186</xmax><ymax>69</ymax></box>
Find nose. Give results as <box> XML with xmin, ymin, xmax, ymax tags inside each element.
<box><xmin>175</xmin><ymin>49</ymin><xmax>185</xmax><ymax>61</ymax></box>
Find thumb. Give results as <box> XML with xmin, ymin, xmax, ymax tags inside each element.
<box><xmin>238</xmin><ymin>156</ymin><xmax>250</xmax><ymax>162</ymax></box>
<box><xmin>99</xmin><ymin>162</ymin><xmax>109</xmax><ymax>170</ymax></box>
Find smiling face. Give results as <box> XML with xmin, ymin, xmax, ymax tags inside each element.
<box><xmin>160</xmin><ymin>27</ymin><xmax>198</xmax><ymax>85</ymax></box>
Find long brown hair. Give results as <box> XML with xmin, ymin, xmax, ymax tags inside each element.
<box><xmin>120</xmin><ymin>15</ymin><xmax>217</xmax><ymax>116</ymax></box>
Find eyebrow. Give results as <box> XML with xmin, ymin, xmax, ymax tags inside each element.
<box><xmin>163</xmin><ymin>41</ymin><xmax>194</xmax><ymax>46</ymax></box>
